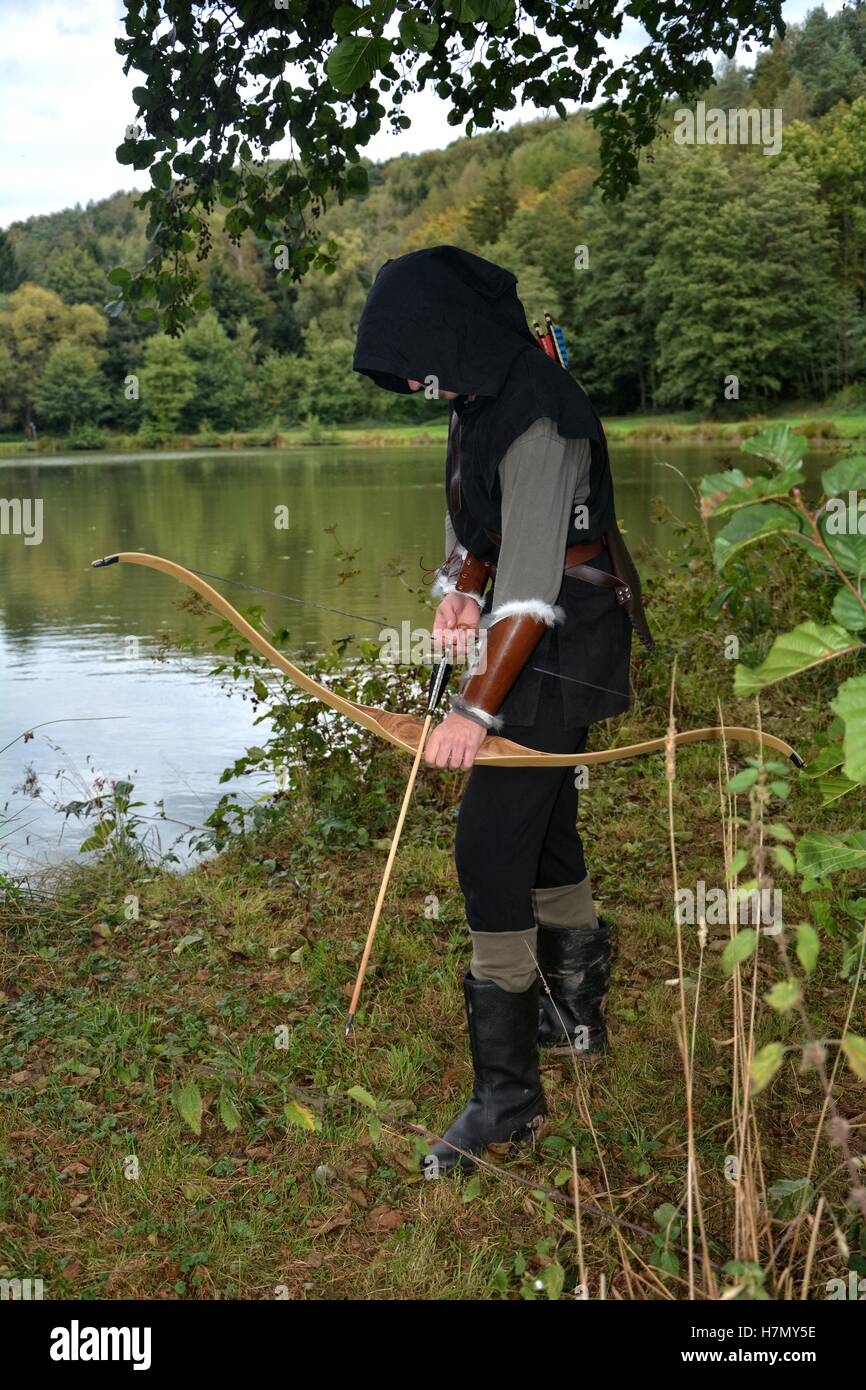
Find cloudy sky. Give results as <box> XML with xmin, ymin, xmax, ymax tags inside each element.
<box><xmin>0</xmin><ymin>0</ymin><xmax>846</xmax><ymax>229</ymax></box>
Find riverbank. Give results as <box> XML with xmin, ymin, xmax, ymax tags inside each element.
<box><xmin>2</xmin><ymin>527</ymin><xmax>862</xmax><ymax>1300</ymax></box>
<box><xmin>2</xmin><ymin>406</ymin><xmax>865</xmax><ymax>458</ymax></box>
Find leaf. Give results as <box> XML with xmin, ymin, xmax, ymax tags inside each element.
<box><xmin>772</xmin><ymin>845</ymin><xmax>796</xmax><ymax>875</ymax></box>
<box><xmin>821</xmin><ymin>456</ymin><xmax>866</xmax><ymax>495</ymax></box>
<box><xmin>831</xmin><ymin>673</ymin><xmax>866</xmax><ymax>783</ymax></box>
<box><xmin>764</xmin><ymin>979</ymin><xmax>800</xmax><ymax>1012</ymax></box>
<box><xmin>740</xmin><ymin>425</ymin><xmax>806</xmax><ymax>470</ymax></box>
<box><xmin>714</xmin><ymin>503</ymin><xmax>803</xmax><ymax>570</ymax></box>
<box><xmin>831</xmin><ymin>586</ymin><xmax>866</xmax><ymax>631</ymax></box>
<box><xmin>173</xmin><ymin>929</ymin><xmax>204</xmax><ymax>955</ymax></box>
<box><xmin>726</xmin><ymin>848</ymin><xmax>749</xmax><ymax>878</ymax></box>
<box><xmin>345</xmin><ymin>163</ymin><xmax>369</xmax><ymax>194</ymax></box>
<box><xmin>476</xmin><ymin>0</ymin><xmax>517</xmax><ymax>25</ymax></box>
<box><xmin>174</xmin><ymin>1081</ymin><xmax>202</xmax><ymax>1136</ymax></box>
<box><xmin>796</xmin><ymin>922</ymin><xmax>820</xmax><ymax>975</ymax></box>
<box><xmin>726</xmin><ymin>768</ymin><xmax>759</xmax><ymax>794</ymax></box>
<box><xmin>284</xmin><ymin>1099</ymin><xmax>320</xmax><ymax>1132</ymax></box>
<box><xmin>722</xmin><ymin>928</ymin><xmax>758</xmax><ymax>975</ymax></box>
<box><xmin>326</xmin><ymin>35</ymin><xmax>392</xmax><ymax>93</ymax></box>
<box><xmin>151</xmin><ymin>160</ymin><xmax>172</xmax><ymax>191</ymax></box>
<box><xmin>750</xmin><ymin>1042</ymin><xmax>784</xmax><ymax>1094</ymax></box>
<box><xmin>734</xmin><ymin>622</ymin><xmax>862</xmax><ymax>696</ymax></box>
<box><xmin>797</xmin><ymin>831</ymin><xmax>866</xmax><ymax>879</ymax></box>
<box><xmin>700</xmin><ymin>466</ymin><xmax>803</xmax><ymax>517</ymax></box>
<box><xmin>769</xmin><ymin>1177</ymin><xmax>813</xmax><ymax>1217</ymax></box>
<box><xmin>398</xmin><ymin>13</ymin><xmax>440</xmax><ymax>50</ymax></box>
<box><xmin>346</xmin><ymin>1084</ymin><xmax>377</xmax><ymax>1111</ymax></box>
<box><xmin>841</xmin><ymin>1034</ymin><xmax>866</xmax><ymax>1080</ymax></box>
<box><xmin>462</xmin><ymin>1174</ymin><xmax>481</xmax><ymax>1203</ymax></box>
<box><xmin>219</xmin><ymin>1094</ymin><xmax>241</xmax><ymax>1132</ymax></box>
<box><xmin>822</xmin><ymin>516</ymin><xmax>866</xmax><ymax>581</ymax></box>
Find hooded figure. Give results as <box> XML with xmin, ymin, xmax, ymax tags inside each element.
<box><xmin>354</xmin><ymin>246</ymin><xmax>645</xmax><ymax>1174</ymax></box>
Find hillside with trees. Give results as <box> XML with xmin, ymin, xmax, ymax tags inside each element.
<box><xmin>0</xmin><ymin>4</ymin><xmax>864</xmax><ymax>441</ymax></box>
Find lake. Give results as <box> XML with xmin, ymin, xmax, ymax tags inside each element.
<box><xmin>0</xmin><ymin>441</ymin><xmax>815</xmax><ymax>873</ymax></box>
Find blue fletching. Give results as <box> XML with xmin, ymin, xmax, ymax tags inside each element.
<box><xmin>552</xmin><ymin>323</ymin><xmax>568</xmax><ymax>368</ymax></box>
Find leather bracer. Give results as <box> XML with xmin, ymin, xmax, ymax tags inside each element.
<box><xmin>453</xmin><ymin>602</ymin><xmax>562</xmax><ymax>732</ymax></box>
<box><xmin>433</xmin><ymin>545</ymin><xmax>495</xmax><ymax>607</ymax></box>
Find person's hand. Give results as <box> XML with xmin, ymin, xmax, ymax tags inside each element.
<box><xmin>425</xmin><ymin>712</ymin><xmax>488</xmax><ymax>770</ymax></box>
<box><xmin>433</xmin><ymin>592</ymin><xmax>481</xmax><ymax>661</ymax></box>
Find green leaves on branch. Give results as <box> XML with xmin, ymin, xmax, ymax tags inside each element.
<box><xmin>734</xmin><ymin>622</ymin><xmax>862</xmax><ymax>697</ymax></box>
<box><xmin>326</xmin><ymin>36</ymin><xmax>393</xmax><ymax>93</ymax></box>
<box><xmin>740</xmin><ymin>425</ymin><xmax>807</xmax><ymax>471</ymax></box>
<box><xmin>700</xmin><ymin>466</ymin><xmax>804</xmax><ymax>519</ymax></box>
<box><xmin>796</xmin><ymin>831</ymin><xmax>866</xmax><ymax>879</ymax></box>
<box><xmin>713</xmin><ymin>503</ymin><xmax>804</xmax><ymax>570</ymax></box>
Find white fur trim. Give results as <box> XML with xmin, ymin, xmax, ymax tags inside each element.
<box><xmin>454</xmin><ymin>588</ymin><xmax>483</xmax><ymax>606</ymax></box>
<box><xmin>452</xmin><ymin>696</ymin><xmax>503</xmax><ymax>732</ymax></box>
<box><xmin>488</xmin><ymin>599</ymin><xmax>565</xmax><ymax>627</ymax></box>
<box><xmin>431</xmin><ymin>571</ymin><xmax>457</xmax><ymax>599</ymax></box>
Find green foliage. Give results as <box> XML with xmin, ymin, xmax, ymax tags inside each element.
<box><xmin>110</xmin><ymin>1</ymin><xmax>784</xmax><ymax>329</ymax></box>
<box><xmin>32</xmin><ymin>341</ymin><xmax>108</xmax><ymax>431</ymax></box>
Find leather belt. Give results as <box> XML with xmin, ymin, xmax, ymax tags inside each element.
<box><xmin>563</xmin><ymin>537</ymin><xmax>605</xmax><ymax>570</ymax></box>
<box><xmin>481</xmin><ymin>533</ymin><xmax>606</xmax><ymax>576</ymax></box>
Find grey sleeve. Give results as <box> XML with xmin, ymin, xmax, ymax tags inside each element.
<box><xmin>445</xmin><ymin>510</ymin><xmax>460</xmax><ymax>561</ymax></box>
<box><xmin>491</xmin><ymin>419</ymin><xmax>591</xmax><ymax>618</ymax></box>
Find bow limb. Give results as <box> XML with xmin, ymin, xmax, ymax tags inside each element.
<box><xmin>93</xmin><ymin>551</ymin><xmax>803</xmax><ymax>770</ymax></box>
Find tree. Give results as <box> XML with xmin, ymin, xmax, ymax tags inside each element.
<box><xmin>176</xmin><ymin>310</ymin><xmax>250</xmax><ymax>430</ymax></box>
<box><xmin>646</xmin><ymin>152</ymin><xmax>838</xmax><ymax>412</ymax></box>
<box><xmin>288</xmin><ymin>318</ymin><xmax>370</xmax><ymax>424</ymax></box>
<box><xmin>565</xmin><ymin>155</ymin><xmax>667</xmax><ymax>411</ymax></box>
<box><xmin>0</xmin><ymin>283</ymin><xmax>105</xmax><ymax>433</ymax></box>
<box><xmin>33</xmin><ymin>341</ymin><xmax>109</xmax><ymax>431</ymax></box>
<box><xmin>790</xmin><ymin>5</ymin><xmax>866</xmax><ymax>116</ymax></box>
<box><xmin>138</xmin><ymin>334</ymin><xmax>194</xmax><ymax>439</ymax></box>
<box><xmin>464</xmin><ymin>165</ymin><xmax>517</xmax><ymax>246</ymax></box>
<box><xmin>0</xmin><ymin>230</ymin><xmax>19</xmax><ymax>292</ymax></box>
<box><xmin>112</xmin><ymin>1</ymin><xmax>785</xmax><ymax>330</ymax></box>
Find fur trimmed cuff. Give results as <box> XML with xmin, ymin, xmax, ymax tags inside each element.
<box><xmin>452</xmin><ymin>695</ymin><xmax>503</xmax><ymax>733</ymax></box>
<box><xmin>487</xmin><ymin>598</ymin><xmax>565</xmax><ymax>627</ymax></box>
<box><xmin>431</xmin><ymin>571</ymin><xmax>457</xmax><ymax>600</ymax></box>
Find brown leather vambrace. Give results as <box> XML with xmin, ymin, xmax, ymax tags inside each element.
<box><xmin>454</xmin><ymin>550</ymin><xmax>495</xmax><ymax>605</ymax></box>
<box><xmin>453</xmin><ymin>608</ymin><xmax>553</xmax><ymax>732</ymax></box>
<box><xmin>434</xmin><ymin>546</ymin><xmax>495</xmax><ymax>606</ymax></box>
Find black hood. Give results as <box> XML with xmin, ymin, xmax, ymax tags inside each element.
<box><xmin>353</xmin><ymin>245</ymin><xmax>611</xmax><ymax>544</ymax></box>
<box><xmin>352</xmin><ymin>245</ymin><xmax>537</xmax><ymax>397</ymax></box>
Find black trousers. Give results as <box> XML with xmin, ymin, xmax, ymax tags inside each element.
<box><xmin>455</xmin><ymin>672</ymin><xmax>589</xmax><ymax>934</ymax></box>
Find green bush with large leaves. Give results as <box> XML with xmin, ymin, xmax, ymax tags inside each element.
<box><xmin>701</xmin><ymin>425</ymin><xmax>865</xmax><ymax>876</ymax></box>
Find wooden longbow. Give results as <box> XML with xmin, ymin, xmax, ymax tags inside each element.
<box><xmin>91</xmin><ymin>550</ymin><xmax>804</xmax><ymax>770</ymax></box>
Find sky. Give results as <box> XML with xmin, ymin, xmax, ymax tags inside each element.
<box><xmin>0</xmin><ymin>0</ymin><xmax>850</xmax><ymax>229</ymax></box>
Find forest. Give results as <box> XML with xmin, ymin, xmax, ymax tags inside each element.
<box><xmin>1</xmin><ymin>3</ymin><xmax>865</xmax><ymax>442</ymax></box>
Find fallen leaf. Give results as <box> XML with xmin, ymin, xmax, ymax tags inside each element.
<box><xmin>367</xmin><ymin>1205</ymin><xmax>405</xmax><ymax>1232</ymax></box>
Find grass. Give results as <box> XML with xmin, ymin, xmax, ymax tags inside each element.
<box><xmin>2</xmin><ymin>403</ymin><xmax>866</xmax><ymax>458</ymax></box>
<box><xmin>1</xmin><ymin>517</ymin><xmax>863</xmax><ymax>1301</ymax></box>
<box><xmin>1</xmin><ymin>685</ymin><xmax>862</xmax><ymax>1300</ymax></box>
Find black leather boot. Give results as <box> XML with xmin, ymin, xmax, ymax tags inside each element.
<box><xmin>537</xmin><ymin>919</ymin><xmax>612</xmax><ymax>1055</ymax></box>
<box><xmin>427</xmin><ymin>973</ymin><xmax>547</xmax><ymax>1175</ymax></box>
